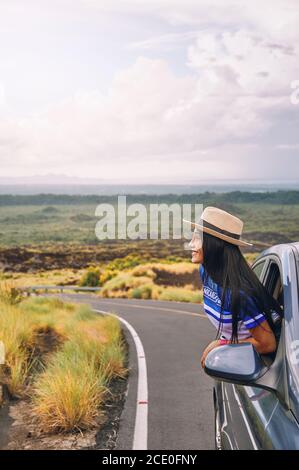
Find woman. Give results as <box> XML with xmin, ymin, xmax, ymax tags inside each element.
<box><xmin>183</xmin><ymin>206</ymin><xmax>283</xmax><ymax>368</ymax></box>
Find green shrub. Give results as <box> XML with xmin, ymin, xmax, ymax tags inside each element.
<box><xmin>130</xmin><ymin>284</ymin><xmax>152</xmax><ymax>300</ymax></box>
<box><xmin>131</xmin><ymin>288</ymin><xmax>142</xmax><ymax>299</ymax></box>
<box><xmin>79</xmin><ymin>267</ymin><xmax>101</xmax><ymax>287</ymax></box>
<box><xmin>99</xmin><ymin>269</ymin><xmax>117</xmax><ymax>285</ymax></box>
<box><xmin>104</xmin><ymin>254</ymin><xmax>143</xmax><ymax>271</ymax></box>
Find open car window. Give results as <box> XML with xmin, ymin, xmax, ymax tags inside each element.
<box><xmin>264</xmin><ymin>260</ymin><xmax>284</xmax><ymax>315</ymax></box>
<box><xmin>252</xmin><ymin>259</ymin><xmax>267</xmax><ymax>281</ymax></box>
<box><xmin>253</xmin><ymin>257</ymin><xmax>284</xmax><ymax>319</ymax></box>
<box><xmin>253</xmin><ymin>257</ymin><xmax>284</xmax><ymax>365</ymax></box>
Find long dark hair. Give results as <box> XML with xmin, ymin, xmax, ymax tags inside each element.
<box><xmin>201</xmin><ymin>232</ymin><xmax>283</xmax><ymax>343</ymax></box>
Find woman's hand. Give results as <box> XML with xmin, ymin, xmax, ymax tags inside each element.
<box><xmin>200</xmin><ymin>340</ymin><xmax>221</xmax><ymax>368</ymax></box>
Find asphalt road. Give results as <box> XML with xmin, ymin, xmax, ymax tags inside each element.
<box><xmin>58</xmin><ymin>295</ymin><xmax>215</xmax><ymax>450</ymax></box>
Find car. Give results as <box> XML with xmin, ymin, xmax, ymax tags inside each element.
<box><xmin>204</xmin><ymin>242</ymin><xmax>299</xmax><ymax>450</ymax></box>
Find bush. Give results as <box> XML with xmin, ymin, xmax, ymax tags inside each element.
<box><xmin>130</xmin><ymin>284</ymin><xmax>152</xmax><ymax>300</ymax></box>
<box><xmin>98</xmin><ymin>255</ymin><xmax>162</xmax><ymax>287</ymax></box>
<box><xmin>101</xmin><ymin>274</ymin><xmax>153</xmax><ymax>298</ymax></box>
<box><xmin>79</xmin><ymin>267</ymin><xmax>101</xmax><ymax>287</ymax></box>
<box><xmin>31</xmin><ymin>348</ymin><xmax>109</xmax><ymax>431</ymax></box>
<box><xmin>31</xmin><ymin>313</ymin><xmax>127</xmax><ymax>432</ymax></box>
<box><xmin>0</xmin><ymin>281</ymin><xmax>23</xmax><ymax>305</ymax></box>
<box><xmin>99</xmin><ymin>269</ymin><xmax>117</xmax><ymax>285</ymax></box>
<box><xmin>0</xmin><ymin>301</ymin><xmax>36</xmax><ymax>396</ymax></box>
<box><xmin>154</xmin><ymin>286</ymin><xmax>203</xmax><ymax>303</ymax></box>
<box><xmin>0</xmin><ymin>296</ymin><xmax>128</xmax><ymax>431</ymax></box>
<box><xmin>105</xmin><ymin>254</ymin><xmax>143</xmax><ymax>271</ymax></box>
<box><xmin>130</xmin><ymin>265</ymin><xmax>156</xmax><ymax>279</ymax></box>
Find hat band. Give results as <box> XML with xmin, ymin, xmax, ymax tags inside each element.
<box><xmin>198</xmin><ymin>219</ymin><xmax>241</xmax><ymax>240</ymax></box>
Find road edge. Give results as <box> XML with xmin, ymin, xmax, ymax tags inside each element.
<box><xmin>94</xmin><ymin>309</ymin><xmax>148</xmax><ymax>450</ymax></box>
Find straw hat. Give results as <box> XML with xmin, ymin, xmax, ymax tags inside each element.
<box><xmin>183</xmin><ymin>206</ymin><xmax>253</xmax><ymax>247</ymax></box>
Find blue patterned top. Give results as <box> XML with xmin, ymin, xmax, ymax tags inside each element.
<box><xmin>199</xmin><ymin>264</ymin><xmax>267</xmax><ymax>340</ymax></box>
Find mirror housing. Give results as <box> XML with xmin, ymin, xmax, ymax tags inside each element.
<box><xmin>204</xmin><ymin>320</ymin><xmax>289</xmax><ymax>408</ymax></box>
<box><xmin>204</xmin><ymin>343</ymin><xmax>268</xmax><ymax>384</ymax></box>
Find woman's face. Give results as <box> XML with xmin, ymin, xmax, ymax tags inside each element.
<box><xmin>191</xmin><ymin>247</ymin><xmax>203</xmax><ymax>264</ymax></box>
<box><xmin>189</xmin><ymin>229</ymin><xmax>204</xmax><ymax>264</ymax></box>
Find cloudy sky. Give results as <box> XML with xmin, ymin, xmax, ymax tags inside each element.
<box><xmin>0</xmin><ymin>0</ymin><xmax>299</xmax><ymax>183</ymax></box>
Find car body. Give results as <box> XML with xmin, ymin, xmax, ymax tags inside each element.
<box><xmin>207</xmin><ymin>242</ymin><xmax>299</xmax><ymax>450</ymax></box>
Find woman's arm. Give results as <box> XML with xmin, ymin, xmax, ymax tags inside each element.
<box><xmin>200</xmin><ymin>340</ymin><xmax>222</xmax><ymax>367</ymax></box>
<box><xmin>238</xmin><ymin>319</ymin><xmax>277</xmax><ymax>354</ymax></box>
<box><xmin>200</xmin><ymin>320</ymin><xmax>277</xmax><ymax>367</ymax></box>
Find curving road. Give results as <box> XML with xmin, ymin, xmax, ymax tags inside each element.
<box><xmin>58</xmin><ymin>295</ymin><xmax>215</xmax><ymax>450</ymax></box>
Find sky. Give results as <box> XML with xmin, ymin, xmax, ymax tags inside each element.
<box><xmin>0</xmin><ymin>0</ymin><xmax>299</xmax><ymax>184</ymax></box>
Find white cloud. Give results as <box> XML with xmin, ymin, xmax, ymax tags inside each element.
<box><xmin>187</xmin><ymin>30</ymin><xmax>298</xmax><ymax>97</ymax></box>
<box><xmin>126</xmin><ymin>31</ymin><xmax>200</xmax><ymax>51</ymax></box>
<box><xmin>0</xmin><ymin>82</ymin><xmax>5</xmax><ymax>107</ymax></box>
<box><xmin>0</xmin><ymin>0</ymin><xmax>299</xmax><ymax>181</ymax></box>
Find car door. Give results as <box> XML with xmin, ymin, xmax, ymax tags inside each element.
<box><xmin>218</xmin><ymin>257</ymin><xmax>270</xmax><ymax>449</ymax></box>
<box><xmin>220</xmin><ymin>252</ymin><xmax>299</xmax><ymax>449</ymax></box>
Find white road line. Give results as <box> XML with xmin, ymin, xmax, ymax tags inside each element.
<box><xmin>94</xmin><ymin>309</ymin><xmax>148</xmax><ymax>450</ymax></box>
<box><xmin>94</xmin><ymin>300</ymin><xmax>206</xmax><ymax>318</ymax></box>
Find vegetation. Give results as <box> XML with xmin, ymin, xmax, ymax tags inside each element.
<box><xmin>0</xmin><ymin>296</ymin><xmax>127</xmax><ymax>432</ymax></box>
<box><xmin>0</xmin><ymin>281</ymin><xmax>23</xmax><ymax>305</ymax></box>
<box><xmin>95</xmin><ymin>254</ymin><xmax>258</xmax><ymax>303</ymax></box>
<box><xmin>79</xmin><ymin>267</ymin><xmax>101</xmax><ymax>287</ymax></box>
<box><xmin>0</xmin><ymin>191</ymin><xmax>298</xmax><ymax>247</ymax></box>
<box><xmin>99</xmin><ymin>259</ymin><xmax>205</xmax><ymax>302</ymax></box>
<box><xmin>0</xmin><ymin>269</ymin><xmax>85</xmax><ymax>293</ymax></box>
<box><xmin>0</xmin><ymin>190</ymin><xmax>295</xmax><ymax>304</ymax></box>
<box><xmin>1</xmin><ymin>252</ymin><xmax>259</xmax><ymax>303</ymax></box>
<box><xmin>1</xmin><ymin>190</ymin><xmax>299</xmax><ymax>206</ymax></box>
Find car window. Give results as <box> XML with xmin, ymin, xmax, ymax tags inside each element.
<box><xmin>264</xmin><ymin>261</ymin><xmax>284</xmax><ymax>309</ymax></box>
<box><xmin>259</xmin><ymin>259</ymin><xmax>284</xmax><ymax>362</ymax></box>
<box><xmin>252</xmin><ymin>259</ymin><xmax>266</xmax><ymax>280</ymax></box>
<box><xmin>252</xmin><ymin>257</ymin><xmax>283</xmax><ymax>333</ymax></box>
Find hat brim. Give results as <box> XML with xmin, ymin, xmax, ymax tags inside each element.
<box><xmin>182</xmin><ymin>219</ymin><xmax>253</xmax><ymax>247</ymax></box>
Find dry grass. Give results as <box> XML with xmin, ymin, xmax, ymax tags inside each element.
<box><xmin>152</xmin><ymin>286</ymin><xmax>203</xmax><ymax>303</ymax></box>
<box><xmin>132</xmin><ymin>262</ymin><xmax>197</xmax><ymax>275</ymax></box>
<box><xmin>0</xmin><ymin>280</ymin><xmax>23</xmax><ymax>305</ymax></box>
<box><xmin>1</xmin><ymin>269</ymin><xmax>85</xmax><ymax>289</ymax></box>
<box><xmin>0</xmin><ymin>296</ymin><xmax>128</xmax><ymax>433</ymax></box>
<box><xmin>97</xmin><ymin>255</ymin><xmax>259</xmax><ymax>303</ymax></box>
<box><xmin>0</xmin><ymin>300</ymin><xmax>36</xmax><ymax>396</ymax></box>
<box><xmin>99</xmin><ymin>261</ymin><xmax>202</xmax><ymax>303</ymax></box>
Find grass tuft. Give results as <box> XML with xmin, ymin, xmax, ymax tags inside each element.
<box><xmin>0</xmin><ymin>297</ymin><xmax>128</xmax><ymax>433</ymax></box>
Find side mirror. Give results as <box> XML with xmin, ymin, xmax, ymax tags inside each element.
<box><xmin>204</xmin><ymin>343</ymin><xmax>268</xmax><ymax>384</ymax></box>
